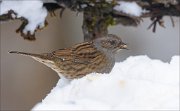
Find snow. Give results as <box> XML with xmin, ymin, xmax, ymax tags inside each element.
<box><xmin>0</xmin><ymin>0</ymin><xmax>48</xmax><ymax>34</ymax></box>
<box><xmin>32</xmin><ymin>55</ymin><xmax>179</xmax><ymax>110</ymax></box>
<box><xmin>114</xmin><ymin>1</ymin><xmax>147</xmax><ymax>17</ymax></box>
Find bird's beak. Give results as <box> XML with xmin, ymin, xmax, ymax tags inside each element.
<box><xmin>119</xmin><ymin>42</ymin><xmax>128</xmax><ymax>50</ymax></box>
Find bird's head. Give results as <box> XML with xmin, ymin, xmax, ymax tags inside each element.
<box><xmin>93</xmin><ymin>34</ymin><xmax>128</xmax><ymax>53</ymax></box>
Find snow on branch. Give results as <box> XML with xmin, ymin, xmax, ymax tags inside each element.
<box><xmin>56</xmin><ymin>0</ymin><xmax>180</xmax><ymax>41</ymax></box>
<box><xmin>0</xmin><ymin>0</ymin><xmax>180</xmax><ymax>41</ymax></box>
<box><xmin>0</xmin><ymin>0</ymin><xmax>48</xmax><ymax>40</ymax></box>
<box><xmin>113</xmin><ymin>1</ymin><xmax>147</xmax><ymax>17</ymax></box>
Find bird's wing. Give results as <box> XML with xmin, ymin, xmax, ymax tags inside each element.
<box><xmin>72</xmin><ymin>42</ymin><xmax>105</xmax><ymax>64</ymax></box>
<box><xmin>52</xmin><ymin>48</ymin><xmax>74</xmax><ymax>61</ymax></box>
<box><xmin>51</xmin><ymin>42</ymin><xmax>110</xmax><ymax>77</ymax></box>
<box><xmin>51</xmin><ymin>42</ymin><xmax>104</xmax><ymax>64</ymax></box>
<box><xmin>72</xmin><ymin>42</ymin><xmax>110</xmax><ymax>74</ymax></box>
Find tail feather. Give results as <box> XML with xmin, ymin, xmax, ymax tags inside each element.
<box><xmin>9</xmin><ymin>51</ymin><xmax>48</xmax><ymax>59</ymax></box>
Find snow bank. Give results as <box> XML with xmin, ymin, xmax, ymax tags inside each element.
<box><xmin>0</xmin><ymin>0</ymin><xmax>48</xmax><ymax>34</ymax></box>
<box><xmin>32</xmin><ymin>55</ymin><xmax>179</xmax><ymax>110</ymax></box>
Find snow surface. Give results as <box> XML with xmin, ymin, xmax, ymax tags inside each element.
<box><xmin>114</xmin><ymin>1</ymin><xmax>147</xmax><ymax>17</ymax></box>
<box><xmin>0</xmin><ymin>0</ymin><xmax>48</xmax><ymax>34</ymax></box>
<box><xmin>32</xmin><ymin>55</ymin><xmax>179</xmax><ymax>110</ymax></box>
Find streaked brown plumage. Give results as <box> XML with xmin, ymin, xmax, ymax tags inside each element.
<box><xmin>9</xmin><ymin>34</ymin><xmax>127</xmax><ymax>79</ymax></box>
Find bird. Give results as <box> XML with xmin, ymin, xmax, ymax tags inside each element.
<box><xmin>9</xmin><ymin>34</ymin><xmax>128</xmax><ymax>80</ymax></box>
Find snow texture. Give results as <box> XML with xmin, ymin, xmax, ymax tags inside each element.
<box><xmin>0</xmin><ymin>0</ymin><xmax>48</xmax><ymax>34</ymax></box>
<box><xmin>114</xmin><ymin>1</ymin><xmax>146</xmax><ymax>17</ymax></box>
<box><xmin>32</xmin><ymin>55</ymin><xmax>179</xmax><ymax>110</ymax></box>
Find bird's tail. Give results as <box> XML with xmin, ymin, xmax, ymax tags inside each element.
<box><xmin>9</xmin><ymin>51</ymin><xmax>48</xmax><ymax>60</ymax></box>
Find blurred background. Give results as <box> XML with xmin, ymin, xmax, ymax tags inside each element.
<box><xmin>0</xmin><ymin>9</ymin><xmax>179</xmax><ymax>110</ymax></box>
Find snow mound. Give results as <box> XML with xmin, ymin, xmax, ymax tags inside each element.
<box><xmin>0</xmin><ymin>0</ymin><xmax>48</xmax><ymax>34</ymax></box>
<box><xmin>32</xmin><ymin>55</ymin><xmax>179</xmax><ymax>110</ymax></box>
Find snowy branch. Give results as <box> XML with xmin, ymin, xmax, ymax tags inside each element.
<box><xmin>0</xmin><ymin>0</ymin><xmax>180</xmax><ymax>41</ymax></box>
<box><xmin>55</xmin><ymin>0</ymin><xmax>180</xmax><ymax>41</ymax></box>
<box><xmin>0</xmin><ymin>1</ymin><xmax>48</xmax><ymax>40</ymax></box>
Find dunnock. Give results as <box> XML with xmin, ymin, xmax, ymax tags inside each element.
<box><xmin>9</xmin><ymin>34</ymin><xmax>127</xmax><ymax>79</ymax></box>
